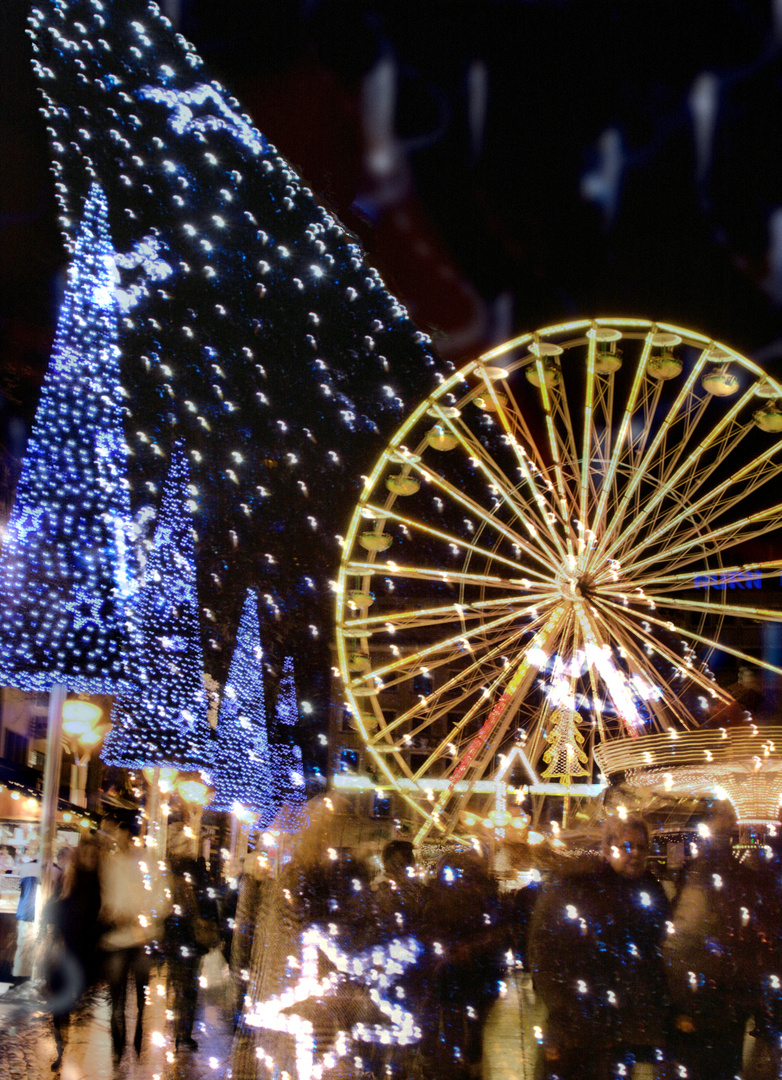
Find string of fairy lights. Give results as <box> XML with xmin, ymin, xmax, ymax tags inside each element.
<box><xmin>102</xmin><ymin>443</ymin><xmax>213</xmax><ymax>771</ymax></box>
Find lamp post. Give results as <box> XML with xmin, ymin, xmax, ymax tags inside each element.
<box><xmin>62</xmin><ymin>700</ymin><xmax>104</xmax><ymax>807</ymax></box>
<box><xmin>176</xmin><ymin>778</ymin><xmax>211</xmax><ymax>861</ymax></box>
<box><xmin>142</xmin><ymin>767</ymin><xmax>178</xmax><ymax>861</ymax></box>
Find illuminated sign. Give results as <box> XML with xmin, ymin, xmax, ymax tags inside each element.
<box><xmin>693</xmin><ymin>571</ymin><xmax>762</xmax><ymax>589</ymax></box>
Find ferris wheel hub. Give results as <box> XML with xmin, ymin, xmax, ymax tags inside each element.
<box><xmin>556</xmin><ymin>565</ymin><xmax>594</xmax><ymax>601</ymax></box>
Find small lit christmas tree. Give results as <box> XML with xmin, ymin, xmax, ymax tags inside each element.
<box><xmin>0</xmin><ymin>183</ymin><xmax>135</xmax><ymax>693</ymax></box>
<box><xmin>275</xmin><ymin>655</ymin><xmax>299</xmax><ymax>728</ymax></box>
<box><xmin>102</xmin><ymin>444</ymin><xmax>212</xmax><ymax>771</ymax></box>
<box><xmin>269</xmin><ymin>744</ymin><xmax>307</xmax><ymax>829</ymax></box>
<box><xmin>540</xmin><ymin>707</ymin><xmax>589</xmax><ymax>782</ymax></box>
<box><xmin>270</xmin><ymin>658</ymin><xmax>308</xmax><ymax>828</ymax></box>
<box><xmin>210</xmin><ymin>589</ymin><xmax>274</xmax><ymax>819</ymax></box>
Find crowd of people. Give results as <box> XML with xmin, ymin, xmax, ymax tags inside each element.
<box><xmin>230</xmin><ymin>801</ymin><xmax>782</xmax><ymax>1080</ymax></box>
<box><xmin>3</xmin><ymin>801</ymin><xmax>782</xmax><ymax>1080</ymax></box>
<box><xmin>4</xmin><ymin>818</ymin><xmax>225</xmax><ymax>1070</ymax></box>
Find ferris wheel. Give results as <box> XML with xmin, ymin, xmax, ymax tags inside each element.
<box><xmin>335</xmin><ymin>318</ymin><xmax>782</xmax><ymax>843</ymax></box>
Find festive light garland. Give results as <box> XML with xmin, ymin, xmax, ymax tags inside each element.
<box><xmin>102</xmin><ymin>444</ymin><xmax>213</xmax><ymax>771</ymax></box>
<box><xmin>0</xmin><ymin>183</ymin><xmax>135</xmax><ymax>692</ymax></box>
<box><xmin>210</xmin><ymin>589</ymin><xmax>273</xmax><ymax>819</ymax></box>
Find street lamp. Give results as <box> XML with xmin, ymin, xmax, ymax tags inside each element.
<box><xmin>62</xmin><ymin>700</ymin><xmax>104</xmax><ymax>807</ymax></box>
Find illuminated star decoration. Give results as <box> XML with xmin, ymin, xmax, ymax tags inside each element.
<box><xmin>27</xmin><ymin>0</ymin><xmax>449</xmax><ymax>752</ymax></box>
<box><xmin>102</xmin><ymin>443</ymin><xmax>213</xmax><ymax>771</ymax></box>
<box><xmin>0</xmin><ymin>182</ymin><xmax>136</xmax><ymax>693</ymax></box>
<box><xmin>244</xmin><ymin>928</ymin><xmax>422</xmax><ymax>1080</ymax></box>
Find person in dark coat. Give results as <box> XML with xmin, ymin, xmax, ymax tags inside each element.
<box><xmin>369</xmin><ymin>839</ymin><xmax>426</xmax><ymax>1079</ymax></box>
<box><xmin>664</xmin><ymin>807</ymin><xmax>758</xmax><ymax>1080</ymax></box>
<box><xmin>420</xmin><ymin>848</ymin><xmax>507</xmax><ymax>1080</ymax></box>
<box><xmin>165</xmin><ymin>854</ymin><xmax>219</xmax><ymax>1050</ymax></box>
<box><xmin>528</xmin><ymin>815</ymin><xmax>670</xmax><ymax>1080</ymax></box>
<box><xmin>43</xmin><ymin>837</ymin><xmax>102</xmax><ymax>1069</ymax></box>
<box><xmin>229</xmin><ymin>851</ymin><xmax>273</xmax><ymax>1029</ymax></box>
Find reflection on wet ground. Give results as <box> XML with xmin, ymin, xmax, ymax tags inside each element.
<box><xmin>0</xmin><ymin>967</ymin><xmax>234</xmax><ymax>1080</ymax></box>
<box><xmin>0</xmin><ymin>969</ymin><xmax>540</xmax><ymax>1080</ymax></box>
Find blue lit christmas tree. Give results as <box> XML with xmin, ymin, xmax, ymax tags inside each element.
<box><xmin>210</xmin><ymin>589</ymin><xmax>274</xmax><ymax>819</ymax></box>
<box><xmin>275</xmin><ymin>655</ymin><xmax>299</xmax><ymax>728</ymax></box>
<box><xmin>270</xmin><ymin>657</ymin><xmax>308</xmax><ymax>827</ymax></box>
<box><xmin>102</xmin><ymin>444</ymin><xmax>213</xmax><ymax>771</ymax></box>
<box><xmin>0</xmin><ymin>183</ymin><xmax>135</xmax><ymax>693</ymax></box>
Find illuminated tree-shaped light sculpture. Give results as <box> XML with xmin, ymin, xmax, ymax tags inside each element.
<box><xmin>0</xmin><ymin>183</ymin><xmax>135</xmax><ymax>693</ymax></box>
<box><xmin>275</xmin><ymin>655</ymin><xmax>299</xmax><ymax>729</ymax></box>
<box><xmin>270</xmin><ymin>657</ymin><xmax>308</xmax><ymax>830</ymax></box>
<box><xmin>102</xmin><ymin>445</ymin><xmax>212</xmax><ymax>771</ymax></box>
<box><xmin>210</xmin><ymin>589</ymin><xmax>274</xmax><ymax>821</ymax></box>
<box><xmin>540</xmin><ymin>708</ymin><xmax>590</xmax><ymax>783</ymax></box>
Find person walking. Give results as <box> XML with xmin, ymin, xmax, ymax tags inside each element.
<box><xmin>165</xmin><ymin>852</ymin><xmax>220</xmax><ymax>1050</ymax></box>
<box><xmin>43</xmin><ymin>836</ymin><xmax>102</xmax><ymax>1069</ymax></box>
<box><xmin>229</xmin><ymin>851</ymin><xmax>273</xmax><ymax>1030</ymax></box>
<box><xmin>420</xmin><ymin>848</ymin><xmax>507</xmax><ymax>1080</ymax></box>
<box><xmin>99</xmin><ymin>820</ymin><xmax>169</xmax><ymax>1060</ymax></box>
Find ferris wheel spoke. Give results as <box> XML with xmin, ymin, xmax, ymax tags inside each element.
<box><xmin>574</xmin><ymin>605</ymin><xmax>648</xmax><ymax>733</ymax></box>
<box><xmin>625</xmin><ymin>503</ymin><xmax>782</xmax><ymax>580</ymax></box>
<box><xmin>494</xmin><ymin>383</ymin><xmax>553</xmax><ymax>477</ymax></box>
<box><xmin>594</xmin><ymin>613</ymin><xmax>715</xmax><ymax>732</ymax></box>
<box><xmin>660</xmin><ymin>404</ymin><xmax>752</xmax><ymax>513</ymax></box>
<box><xmin>414</xmin><ymin>604</ymin><xmax>569</xmax><ymax>843</ymax></box>
<box><xmin>627</xmin><ymin>560</ymin><xmax>782</xmax><ymax>594</ymax></box>
<box><xmin>639</xmin><ymin>446</ymin><xmax>782</xmax><ymax>564</ymax></box>
<box><xmin>426</xmin><ymin>397</ymin><xmax>554</xmax><ymax>524</ymax></box>
<box><xmin>600</xmin><ymin>395</ymin><xmax>777</xmax><ymax>565</ymax></box>
<box><xmin>369</xmin><ymin>622</ymin><xmax>536</xmax><ymax>700</ymax></box>
<box><xmin>409</xmin><ymin>454</ymin><xmax>565</xmax><ymax>568</ymax></box>
<box><xmin>524</xmin><ymin>343</ymin><xmax>580</xmax><ymax>561</ymax></box>
<box><xmin>599</xmin><ymin>596</ymin><xmax>782</xmax><ymax>679</ymax></box>
<box><xmin>588</xmin><ymin>340</ymin><xmax>723</xmax><ymax>570</ymax></box>
<box><xmin>592</xmin><ymin>598</ymin><xmax>733</xmax><ymax>710</ymax></box>
<box><xmin>587</xmin><ymin>330</ymin><xmax>655</xmax><ymax>565</ymax></box>
<box><xmin>641</xmin><ymin>593</ymin><xmax>782</xmax><ymax>624</ymax></box>
<box><xmin>362</xmin><ymin>501</ymin><xmax>551</xmax><ymax>581</ymax></box>
<box><xmin>349</xmin><ymin>604</ymin><xmax>549</xmax><ymax>687</ymax></box>
<box><xmin>437</xmin><ymin>398</ymin><xmax>575</xmax><ymax>563</ymax></box>
<box><xmin>367</xmin><ymin>624</ymin><xmax>536</xmax><ymax>749</ymax></box>
<box><xmin>344</xmin><ymin>557</ymin><xmax>552</xmax><ymax>593</ymax></box>
<box><xmin>342</xmin><ymin>592</ymin><xmax>553</xmax><ymax>636</ymax></box>
<box><xmin>471</xmin><ymin>359</ymin><xmax>549</xmax><ymax>476</ymax></box>
<box><xmin>580</xmin><ymin>330</ymin><xmax>599</xmax><ymax>534</ymax></box>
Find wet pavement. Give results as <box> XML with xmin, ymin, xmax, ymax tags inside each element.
<box><xmin>0</xmin><ymin>966</ymin><xmax>234</xmax><ymax>1080</ymax></box>
<box><xmin>0</xmin><ymin>968</ymin><xmax>546</xmax><ymax>1080</ymax></box>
